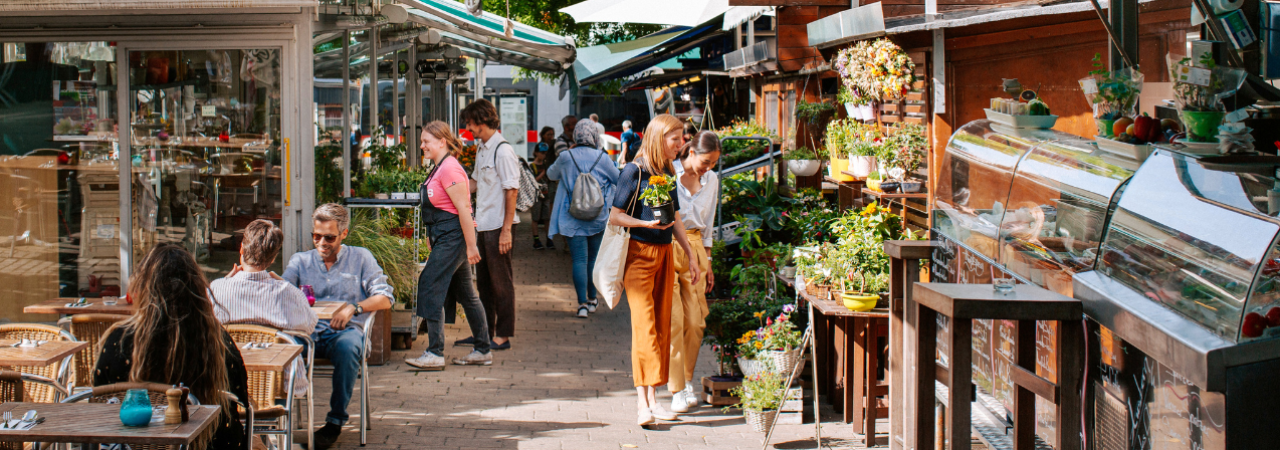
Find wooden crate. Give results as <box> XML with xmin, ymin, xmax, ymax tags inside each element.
<box><xmin>702</xmin><ymin>376</ymin><xmax>743</xmax><ymax>407</ymax></box>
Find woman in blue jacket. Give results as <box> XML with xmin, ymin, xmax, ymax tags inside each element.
<box><xmin>548</xmin><ymin>119</ymin><xmax>621</xmax><ymax>318</ymax></box>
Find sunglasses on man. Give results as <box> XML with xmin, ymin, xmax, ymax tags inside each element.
<box><xmin>312</xmin><ymin>233</ymin><xmax>340</xmax><ymax>243</ymax></box>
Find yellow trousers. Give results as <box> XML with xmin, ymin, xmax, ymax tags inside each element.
<box><xmin>668</xmin><ymin>229</ymin><xmax>710</xmax><ymax>392</ymax></box>
<box><xmin>624</xmin><ymin>240</ymin><xmax>675</xmax><ymax>387</ymax></box>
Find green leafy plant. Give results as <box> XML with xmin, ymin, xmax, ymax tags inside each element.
<box><xmin>704</xmin><ymin>289</ymin><xmax>789</xmax><ymax>355</ymax></box>
<box><xmin>885</xmin><ymin>123</ymin><xmax>927</xmax><ymax>176</ymax></box>
<box><xmin>639</xmin><ymin>174</ymin><xmax>676</xmax><ymax>206</ymax></box>
<box><xmin>1167</xmin><ymin>52</ymin><xmax>1246</xmax><ymax>112</ymax></box>
<box><xmin>1081</xmin><ymin>53</ymin><xmax>1143</xmax><ymax>120</ymax></box>
<box><xmin>727</xmin><ymin>371</ymin><xmax>788</xmax><ymax>412</ymax></box>
<box><xmin>315</xmin><ymin>126</ymin><xmax>347</xmax><ymax>205</ymax></box>
<box><xmin>716</xmin><ymin>119</ymin><xmax>778</xmax><ymax>168</ymax></box>
<box><xmin>344</xmin><ymin>209</ymin><xmax>429</xmax><ymax>306</ymax></box>
<box><xmin>724</xmin><ymin>176</ymin><xmax>796</xmax><ymax>245</ymax></box>
<box><xmin>784</xmin><ymin>146</ymin><xmax>819</xmax><ymax>161</ymax></box>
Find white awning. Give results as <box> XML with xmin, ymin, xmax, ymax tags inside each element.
<box><xmin>560</xmin><ymin>0</ymin><xmax>729</xmax><ymax>27</ymax></box>
<box><xmin>0</xmin><ymin>0</ymin><xmax>316</xmax><ymax>11</ymax></box>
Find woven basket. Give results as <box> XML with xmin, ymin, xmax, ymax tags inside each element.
<box><xmin>765</xmin><ymin>348</ymin><xmax>804</xmax><ymax>381</ymax></box>
<box><xmin>745</xmin><ymin>409</ymin><xmax>779</xmax><ymax>433</ymax></box>
<box><xmin>806</xmin><ymin>283</ymin><xmax>830</xmax><ymax>299</ymax></box>
<box><xmin>737</xmin><ymin>356</ymin><xmax>767</xmax><ymax>379</ymax></box>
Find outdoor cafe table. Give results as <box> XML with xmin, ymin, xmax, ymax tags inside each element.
<box><xmin>237</xmin><ymin>343</ymin><xmax>303</xmax><ymax>373</ymax></box>
<box><xmin>0</xmin><ymin>402</ymin><xmax>219</xmax><ymax>447</ymax></box>
<box><xmin>311</xmin><ymin>301</ymin><xmax>347</xmax><ymax>320</ymax></box>
<box><xmin>0</xmin><ymin>340</ymin><xmax>88</xmax><ymax>367</ymax></box>
<box><xmin>24</xmin><ymin>298</ymin><xmax>136</xmax><ymax>316</ymax></box>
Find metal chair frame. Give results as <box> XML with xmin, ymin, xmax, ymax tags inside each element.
<box><xmin>303</xmin><ymin>317</ymin><xmax>372</xmax><ymax>446</ymax></box>
<box><xmin>225</xmin><ymin>325</ymin><xmax>310</xmax><ymax>450</ymax></box>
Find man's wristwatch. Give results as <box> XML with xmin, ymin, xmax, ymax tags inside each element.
<box><xmin>352</xmin><ymin>304</ymin><xmax>364</xmax><ymax>316</ymax></box>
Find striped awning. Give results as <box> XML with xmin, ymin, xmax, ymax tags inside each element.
<box><xmin>0</xmin><ymin>0</ymin><xmax>316</xmax><ymax>11</ymax></box>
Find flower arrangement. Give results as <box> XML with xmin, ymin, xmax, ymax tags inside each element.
<box><xmin>457</xmin><ymin>144</ymin><xmax>478</xmax><ymax>172</ymax></box>
<box><xmin>884</xmin><ymin>123</ymin><xmax>927</xmax><ymax>177</ymax></box>
<box><xmin>640</xmin><ymin>174</ymin><xmax>676</xmax><ymax>206</ymax></box>
<box><xmin>736</xmin><ymin>306</ymin><xmax>801</xmax><ymax>359</ymax></box>
<box><xmin>833</xmin><ymin>38</ymin><xmax>916</xmax><ymax>104</ymax></box>
<box><xmin>727</xmin><ymin>371</ymin><xmax>787</xmax><ymax>413</ymax></box>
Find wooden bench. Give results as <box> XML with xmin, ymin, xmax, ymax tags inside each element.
<box><xmin>910</xmin><ymin>282</ymin><xmax>1083</xmax><ymax>450</ymax></box>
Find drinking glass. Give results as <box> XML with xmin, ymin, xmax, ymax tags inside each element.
<box><xmin>119</xmin><ymin>389</ymin><xmax>153</xmax><ymax>427</ymax></box>
<box><xmin>301</xmin><ymin>285</ymin><xmax>316</xmax><ymax>306</ymax></box>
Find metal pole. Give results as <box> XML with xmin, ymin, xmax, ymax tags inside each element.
<box><xmin>369</xmin><ymin>26</ymin><xmax>380</xmax><ymax>156</ymax></box>
<box><xmin>1107</xmin><ymin>0</ymin><xmax>1138</xmax><ymax>70</ymax></box>
<box><xmin>392</xmin><ymin>49</ymin><xmax>400</xmax><ymax>147</ymax></box>
<box><xmin>407</xmin><ymin>43</ymin><xmax>420</xmax><ymax>167</ymax></box>
<box><xmin>342</xmin><ymin>30</ymin><xmax>352</xmax><ymax>197</ymax></box>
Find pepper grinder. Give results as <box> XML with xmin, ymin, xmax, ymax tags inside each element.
<box><xmin>179</xmin><ymin>386</ymin><xmax>190</xmax><ymax>422</ymax></box>
<box><xmin>164</xmin><ymin>388</ymin><xmax>183</xmax><ymax>424</ymax></box>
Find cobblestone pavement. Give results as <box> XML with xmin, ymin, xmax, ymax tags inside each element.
<box><xmin>315</xmin><ymin>218</ymin><xmax>869</xmax><ymax>449</ymax></box>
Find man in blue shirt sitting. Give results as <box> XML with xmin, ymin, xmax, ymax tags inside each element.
<box><xmin>283</xmin><ymin>203</ymin><xmax>393</xmax><ymax>450</ymax></box>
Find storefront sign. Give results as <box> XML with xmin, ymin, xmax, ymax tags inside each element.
<box><xmin>499</xmin><ymin>97</ymin><xmax>528</xmax><ymax>156</ymax></box>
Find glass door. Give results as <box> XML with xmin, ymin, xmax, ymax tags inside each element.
<box><xmin>126</xmin><ymin>48</ymin><xmax>283</xmax><ymax>276</ymax></box>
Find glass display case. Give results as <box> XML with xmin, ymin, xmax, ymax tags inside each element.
<box><xmin>1098</xmin><ymin>149</ymin><xmax>1280</xmax><ymax>342</ymax></box>
<box><xmin>933</xmin><ymin>120</ymin><xmax>1135</xmax><ymax>294</ymax></box>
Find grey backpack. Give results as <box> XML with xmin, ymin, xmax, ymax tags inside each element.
<box><xmin>567</xmin><ymin>150</ymin><xmax>606</xmax><ymax>220</ymax></box>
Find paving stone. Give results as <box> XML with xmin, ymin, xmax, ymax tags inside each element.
<box><xmin>300</xmin><ymin>214</ymin><xmax>869</xmax><ymax>450</ymax></box>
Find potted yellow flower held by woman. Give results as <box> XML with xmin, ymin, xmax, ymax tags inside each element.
<box><xmin>641</xmin><ymin>174</ymin><xmax>677</xmax><ymax>225</ymax></box>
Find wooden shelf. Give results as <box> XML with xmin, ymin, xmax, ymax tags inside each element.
<box><xmin>862</xmin><ymin>189</ymin><xmax>927</xmax><ymax>200</ymax></box>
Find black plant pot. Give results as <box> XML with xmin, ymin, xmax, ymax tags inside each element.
<box><xmin>652</xmin><ymin>201</ymin><xmax>677</xmax><ymax>225</ymax></box>
<box><xmin>881</xmin><ymin>181</ymin><xmax>900</xmax><ymax>193</ymax></box>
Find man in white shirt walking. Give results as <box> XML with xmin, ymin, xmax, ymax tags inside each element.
<box><xmin>460</xmin><ymin>99</ymin><xmax>519</xmax><ymax>351</ymax></box>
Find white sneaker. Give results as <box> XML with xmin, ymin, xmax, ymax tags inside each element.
<box><xmin>585</xmin><ymin>300</ymin><xmax>599</xmax><ymax>313</ymax></box>
<box><xmin>637</xmin><ymin>408</ymin><xmax>655</xmax><ymax>426</ymax></box>
<box><xmin>576</xmin><ymin>305</ymin><xmax>590</xmax><ymax>318</ymax></box>
<box><xmin>405</xmin><ymin>352</ymin><xmax>445</xmax><ymax>370</ymax></box>
<box><xmin>682</xmin><ymin>383</ymin><xmax>701</xmax><ymax>409</ymax></box>
<box><xmin>670</xmin><ymin>391</ymin><xmax>690</xmax><ymax>413</ymax></box>
<box><xmin>650</xmin><ymin>404</ymin><xmax>679</xmax><ymax>421</ymax></box>
<box><xmin>452</xmin><ymin>350</ymin><xmax>493</xmax><ymax>365</ymax></box>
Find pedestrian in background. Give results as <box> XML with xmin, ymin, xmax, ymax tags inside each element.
<box><xmin>590</xmin><ymin>113</ymin><xmax>606</xmax><ymax>145</ymax></box>
<box><xmin>530</xmin><ymin>126</ymin><xmax>556</xmax><ymax>250</ymax></box>
<box><xmin>554</xmin><ymin>115</ymin><xmax>577</xmax><ymax>157</ymax></box>
<box><xmin>461</xmin><ymin>99</ymin><xmax>519</xmax><ymax>351</ymax></box>
<box><xmin>609</xmin><ymin>114</ymin><xmax>702</xmax><ymax>426</ymax></box>
<box><xmin>619</xmin><ymin>120</ymin><xmax>639</xmax><ymax>165</ymax></box>
<box><xmin>548</xmin><ymin>119</ymin><xmax>620</xmax><ymax>318</ymax></box>
<box><xmin>667</xmin><ymin>131</ymin><xmax>720</xmax><ymax>413</ymax></box>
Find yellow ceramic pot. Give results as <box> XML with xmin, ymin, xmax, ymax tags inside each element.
<box><xmin>842</xmin><ymin>292</ymin><xmax>879</xmax><ymax>312</ymax></box>
<box><xmin>828</xmin><ymin>158</ymin><xmax>854</xmax><ymax>182</ymax></box>
<box><xmin>866</xmin><ymin>178</ymin><xmax>882</xmax><ymax>192</ymax></box>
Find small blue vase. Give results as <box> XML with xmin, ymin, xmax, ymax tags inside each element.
<box><xmin>119</xmin><ymin>389</ymin><xmax>153</xmax><ymax>427</ymax></box>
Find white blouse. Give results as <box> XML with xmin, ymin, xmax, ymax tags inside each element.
<box><xmin>673</xmin><ymin>159</ymin><xmax>719</xmax><ymax>248</ymax></box>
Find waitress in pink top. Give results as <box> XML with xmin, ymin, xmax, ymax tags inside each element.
<box><xmin>405</xmin><ymin>121</ymin><xmax>493</xmax><ymax>370</ymax></box>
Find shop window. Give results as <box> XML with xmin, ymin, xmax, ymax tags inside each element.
<box><xmin>127</xmin><ymin>49</ymin><xmax>283</xmax><ymax>276</ymax></box>
<box><xmin>0</xmin><ymin>41</ymin><xmax>120</xmax><ymax>316</ymax></box>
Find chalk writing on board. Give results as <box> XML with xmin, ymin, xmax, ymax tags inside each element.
<box><xmin>931</xmin><ymin>237</ymin><xmax>958</xmax><ymax>284</ymax></box>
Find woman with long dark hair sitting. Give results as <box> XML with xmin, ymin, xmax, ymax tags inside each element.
<box><xmin>95</xmin><ymin>244</ymin><xmax>251</xmax><ymax>450</ymax></box>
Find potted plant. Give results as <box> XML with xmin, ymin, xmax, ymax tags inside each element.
<box><xmin>866</xmin><ymin>171</ymin><xmax>883</xmax><ymax>192</ymax></box>
<box><xmin>784</xmin><ymin>146</ymin><xmax>822</xmax><ymax>177</ymax></box>
<box><xmin>886</xmin><ymin>123</ymin><xmax>926</xmax><ymax>192</ymax></box>
<box><xmin>833</xmin><ymin>38</ymin><xmax>915</xmax><ymax>121</ymax></box>
<box><xmin>847</xmin><ymin>122</ymin><xmax>882</xmax><ymax>179</ymax></box>
<box><xmin>761</xmin><ymin>306</ymin><xmax>803</xmax><ymax>379</ymax></box>
<box><xmin>640</xmin><ymin>174</ymin><xmax>677</xmax><ymax>225</ymax></box>
<box><xmin>838</xmin><ymin>85</ymin><xmax>876</xmax><ymax>121</ymax></box>
<box><xmin>727</xmin><ymin>371</ymin><xmax>788</xmax><ymax>433</ymax></box>
<box><xmin>1168</xmin><ymin>52</ymin><xmax>1247</xmax><ymax>143</ymax></box>
<box><xmin>1079</xmin><ymin>53</ymin><xmax>1143</xmax><ymax>138</ymax></box>
<box><xmin>823</xmin><ymin>119</ymin><xmax>855</xmax><ymax>182</ymax></box>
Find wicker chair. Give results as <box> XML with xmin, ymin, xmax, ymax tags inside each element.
<box><xmin>225</xmin><ymin>324</ymin><xmax>308</xmax><ymax>450</ymax></box>
<box><xmin>58</xmin><ymin>314</ymin><xmax>130</xmax><ymax>391</ymax></box>
<box><xmin>0</xmin><ymin>370</ymin><xmax>67</xmax><ymax>450</ymax></box>
<box><xmin>0</xmin><ymin>324</ymin><xmax>75</xmax><ymax>403</ymax></box>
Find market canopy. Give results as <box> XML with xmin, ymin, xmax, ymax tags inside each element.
<box><xmin>396</xmin><ymin>0</ymin><xmax>576</xmax><ymax>71</ymax></box>
<box><xmin>572</xmin><ymin>27</ymin><xmax>688</xmax><ymax>86</ymax></box>
<box><xmin>560</xmin><ymin>0</ymin><xmax>729</xmax><ymax>27</ymax></box>
<box><xmin>577</xmin><ymin>15</ymin><xmax>725</xmax><ymax>87</ymax></box>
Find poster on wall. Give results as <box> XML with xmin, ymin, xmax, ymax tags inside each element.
<box><xmin>499</xmin><ymin>97</ymin><xmax>528</xmax><ymax>157</ymax></box>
